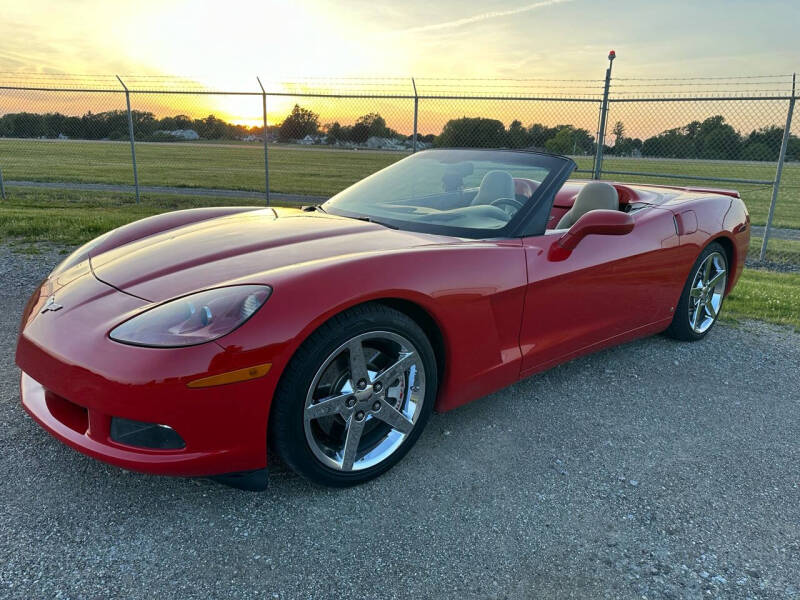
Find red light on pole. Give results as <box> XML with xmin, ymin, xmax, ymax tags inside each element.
<box><xmin>609</xmin><ymin>50</ymin><xmax>616</xmax><ymax>61</ymax></box>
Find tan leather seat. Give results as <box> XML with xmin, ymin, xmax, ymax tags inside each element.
<box><xmin>556</xmin><ymin>182</ymin><xmax>619</xmax><ymax>229</ymax></box>
<box><xmin>471</xmin><ymin>170</ymin><xmax>516</xmax><ymax>206</ymax></box>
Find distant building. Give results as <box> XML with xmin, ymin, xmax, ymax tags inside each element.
<box><xmin>366</xmin><ymin>136</ymin><xmax>404</xmax><ymax>150</ymax></box>
<box><xmin>155</xmin><ymin>129</ymin><xmax>200</xmax><ymax>140</ymax></box>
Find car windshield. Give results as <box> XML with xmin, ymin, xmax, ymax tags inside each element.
<box><xmin>323</xmin><ymin>149</ymin><xmax>571</xmax><ymax>238</ymax></box>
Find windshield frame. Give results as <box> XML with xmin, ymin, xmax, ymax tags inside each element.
<box><xmin>322</xmin><ymin>149</ymin><xmax>576</xmax><ymax>239</ymax></box>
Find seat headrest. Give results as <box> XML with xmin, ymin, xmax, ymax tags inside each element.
<box><xmin>555</xmin><ymin>182</ymin><xmax>619</xmax><ymax>229</ymax></box>
<box><xmin>574</xmin><ymin>181</ymin><xmax>618</xmax><ymax>211</ymax></box>
<box><xmin>472</xmin><ymin>170</ymin><xmax>515</xmax><ymax>206</ymax></box>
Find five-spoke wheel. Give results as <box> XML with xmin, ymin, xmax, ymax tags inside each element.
<box><xmin>303</xmin><ymin>331</ymin><xmax>426</xmax><ymax>472</ymax></box>
<box><xmin>666</xmin><ymin>241</ymin><xmax>729</xmax><ymax>341</ymax></box>
<box><xmin>270</xmin><ymin>304</ymin><xmax>436</xmax><ymax>486</ymax></box>
<box><xmin>688</xmin><ymin>251</ymin><xmax>727</xmax><ymax>334</ymax></box>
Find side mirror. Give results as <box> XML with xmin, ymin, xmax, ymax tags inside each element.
<box><xmin>549</xmin><ymin>210</ymin><xmax>634</xmax><ymax>260</ymax></box>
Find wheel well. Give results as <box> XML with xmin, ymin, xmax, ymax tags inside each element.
<box><xmin>710</xmin><ymin>236</ymin><xmax>735</xmax><ymax>292</ymax></box>
<box><xmin>375</xmin><ymin>298</ymin><xmax>446</xmax><ymax>386</ymax></box>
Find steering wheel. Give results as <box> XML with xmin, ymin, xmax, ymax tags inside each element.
<box><xmin>490</xmin><ymin>197</ymin><xmax>524</xmax><ymax>217</ymax></box>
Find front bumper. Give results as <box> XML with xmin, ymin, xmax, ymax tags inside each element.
<box><xmin>16</xmin><ymin>271</ymin><xmax>278</xmax><ymax>478</ymax></box>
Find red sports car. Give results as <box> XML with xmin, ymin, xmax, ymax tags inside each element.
<box><xmin>16</xmin><ymin>149</ymin><xmax>749</xmax><ymax>489</ymax></box>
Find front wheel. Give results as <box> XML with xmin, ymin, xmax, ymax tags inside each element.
<box><xmin>665</xmin><ymin>242</ymin><xmax>728</xmax><ymax>341</ymax></box>
<box><xmin>269</xmin><ymin>304</ymin><xmax>437</xmax><ymax>487</ymax></box>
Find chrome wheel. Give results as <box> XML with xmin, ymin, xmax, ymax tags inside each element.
<box><xmin>303</xmin><ymin>331</ymin><xmax>426</xmax><ymax>472</ymax></box>
<box><xmin>688</xmin><ymin>251</ymin><xmax>727</xmax><ymax>334</ymax></box>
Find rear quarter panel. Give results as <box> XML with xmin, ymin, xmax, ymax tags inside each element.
<box><xmin>664</xmin><ymin>194</ymin><xmax>749</xmax><ymax>296</ymax></box>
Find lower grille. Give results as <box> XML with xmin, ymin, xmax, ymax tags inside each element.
<box><xmin>110</xmin><ymin>418</ymin><xmax>185</xmax><ymax>450</ymax></box>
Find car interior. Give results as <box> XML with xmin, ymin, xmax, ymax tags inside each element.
<box><xmin>376</xmin><ymin>167</ymin><xmax>654</xmax><ymax>232</ymax></box>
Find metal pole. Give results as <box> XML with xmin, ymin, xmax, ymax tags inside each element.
<box><xmin>116</xmin><ymin>76</ymin><xmax>140</xmax><ymax>203</ymax></box>
<box><xmin>257</xmin><ymin>76</ymin><xmax>270</xmax><ymax>206</ymax></box>
<box><xmin>760</xmin><ymin>72</ymin><xmax>795</xmax><ymax>261</ymax></box>
<box><xmin>0</xmin><ymin>167</ymin><xmax>6</xmax><ymax>200</ymax></box>
<box><xmin>411</xmin><ymin>78</ymin><xmax>419</xmax><ymax>153</ymax></box>
<box><xmin>593</xmin><ymin>50</ymin><xmax>616</xmax><ymax>180</ymax></box>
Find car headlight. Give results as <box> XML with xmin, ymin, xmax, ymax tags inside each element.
<box><xmin>109</xmin><ymin>285</ymin><xmax>271</xmax><ymax>348</ymax></box>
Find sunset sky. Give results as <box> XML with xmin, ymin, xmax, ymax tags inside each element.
<box><xmin>2</xmin><ymin>0</ymin><xmax>798</xmax><ymax>134</ymax></box>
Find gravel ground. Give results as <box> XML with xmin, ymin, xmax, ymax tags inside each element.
<box><xmin>1</xmin><ymin>243</ymin><xmax>798</xmax><ymax>600</ymax></box>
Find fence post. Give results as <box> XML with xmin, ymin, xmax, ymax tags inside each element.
<box><xmin>593</xmin><ymin>50</ymin><xmax>616</xmax><ymax>180</ymax></box>
<box><xmin>116</xmin><ymin>76</ymin><xmax>140</xmax><ymax>203</ymax></box>
<box><xmin>0</xmin><ymin>167</ymin><xmax>6</xmax><ymax>201</ymax></box>
<box><xmin>257</xmin><ymin>77</ymin><xmax>270</xmax><ymax>206</ymax></box>
<box><xmin>760</xmin><ymin>73</ymin><xmax>796</xmax><ymax>261</ymax></box>
<box><xmin>412</xmin><ymin>78</ymin><xmax>419</xmax><ymax>153</ymax></box>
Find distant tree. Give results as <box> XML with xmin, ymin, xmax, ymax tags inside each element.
<box><xmin>195</xmin><ymin>114</ymin><xmax>228</xmax><ymax>139</ymax></box>
<box><xmin>173</xmin><ymin>114</ymin><xmax>193</xmax><ymax>130</ymax></box>
<box><xmin>614</xmin><ymin>137</ymin><xmax>643</xmax><ymax>156</ymax></box>
<box><xmin>544</xmin><ymin>125</ymin><xmax>594</xmax><ymax>155</ymax></box>
<box><xmin>527</xmin><ymin>123</ymin><xmax>558</xmax><ymax>149</ymax></box>
<box><xmin>506</xmin><ymin>120</ymin><xmax>529</xmax><ymax>148</ymax></box>
<box><xmin>131</xmin><ymin>111</ymin><xmax>158</xmax><ymax>136</ymax></box>
<box><xmin>349</xmin><ymin>122</ymin><xmax>370</xmax><ymax>144</ymax></box>
<box><xmin>740</xmin><ymin>142</ymin><xmax>772</xmax><ymax>161</ymax></box>
<box><xmin>611</xmin><ymin>121</ymin><xmax>625</xmax><ymax>145</ymax></box>
<box><xmin>324</xmin><ymin>121</ymin><xmax>342</xmax><ymax>144</ymax></box>
<box><xmin>435</xmin><ymin>117</ymin><xmax>507</xmax><ymax>148</ymax></box>
<box><xmin>642</xmin><ymin>126</ymin><xmax>693</xmax><ymax>158</ymax></box>
<box><xmin>696</xmin><ymin>115</ymin><xmax>740</xmax><ymax>159</ymax></box>
<box><xmin>741</xmin><ymin>125</ymin><xmax>783</xmax><ymax>161</ymax></box>
<box><xmin>355</xmin><ymin>113</ymin><xmax>392</xmax><ymax>138</ymax></box>
<box><xmin>278</xmin><ymin>104</ymin><xmax>320</xmax><ymax>141</ymax></box>
<box><xmin>787</xmin><ymin>137</ymin><xmax>800</xmax><ymax>162</ymax></box>
<box><xmin>639</xmin><ymin>115</ymin><xmax>747</xmax><ymax>160</ymax></box>
<box><xmin>545</xmin><ymin>127</ymin><xmax>575</xmax><ymax>154</ymax></box>
<box><xmin>12</xmin><ymin>113</ymin><xmax>47</xmax><ymax>137</ymax></box>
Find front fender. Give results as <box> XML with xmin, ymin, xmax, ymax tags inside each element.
<box><xmin>217</xmin><ymin>241</ymin><xmax>528</xmax><ymax>416</ymax></box>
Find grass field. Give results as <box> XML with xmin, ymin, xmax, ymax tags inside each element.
<box><xmin>748</xmin><ymin>236</ymin><xmax>800</xmax><ymax>266</ymax></box>
<box><xmin>1</xmin><ymin>186</ymin><xmax>797</xmax><ymax>330</ymax></box>
<box><xmin>0</xmin><ymin>139</ymin><xmax>399</xmax><ymax>198</ymax></box>
<box><xmin>0</xmin><ymin>187</ymin><xmax>290</xmax><ymax>246</ymax></box>
<box><xmin>1</xmin><ymin>139</ymin><xmax>799</xmax><ymax>229</ymax></box>
<box><xmin>723</xmin><ymin>269</ymin><xmax>800</xmax><ymax>330</ymax></box>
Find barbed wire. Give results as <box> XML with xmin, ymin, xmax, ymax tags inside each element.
<box><xmin>0</xmin><ymin>72</ymin><xmax>796</xmax><ymax>99</ymax></box>
<box><xmin>613</xmin><ymin>74</ymin><xmax>793</xmax><ymax>81</ymax></box>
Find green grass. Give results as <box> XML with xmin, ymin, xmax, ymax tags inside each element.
<box><xmin>723</xmin><ymin>269</ymin><xmax>800</xmax><ymax>331</ymax></box>
<box><xmin>0</xmin><ymin>187</ymin><xmax>285</xmax><ymax>246</ymax></box>
<box><xmin>1</xmin><ymin>139</ymin><xmax>799</xmax><ymax>228</ymax></box>
<box><xmin>748</xmin><ymin>236</ymin><xmax>800</xmax><ymax>266</ymax></box>
<box><xmin>0</xmin><ymin>140</ymin><xmax>400</xmax><ymax>197</ymax></box>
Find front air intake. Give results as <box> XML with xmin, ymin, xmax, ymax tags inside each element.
<box><xmin>110</xmin><ymin>418</ymin><xmax>185</xmax><ymax>450</ymax></box>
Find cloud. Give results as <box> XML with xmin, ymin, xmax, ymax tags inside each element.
<box><xmin>398</xmin><ymin>0</ymin><xmax>574</xmax><ymax>34</ymax></box>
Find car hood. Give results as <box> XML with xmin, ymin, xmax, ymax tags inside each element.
<box><xmin>90</xmin><ymin>208</ymin><xmax>447</xmax><ymax>302</ymax></box>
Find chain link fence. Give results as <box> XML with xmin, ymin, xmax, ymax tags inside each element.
<box><xmin>0</xmin><ymin>70</ymin><xmax>798</xmax><ymax>268</ymax></box>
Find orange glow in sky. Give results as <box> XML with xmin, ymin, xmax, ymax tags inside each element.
<box><xmin>1</xmin><ymin>0</ymin><xmax>799</xmax><ymax>135</ymax></box>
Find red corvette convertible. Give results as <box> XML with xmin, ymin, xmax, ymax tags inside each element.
<box><xmin>16</xmin><ymin>149</ymin><xmax>749</xmax><ymax>489</ymax></box>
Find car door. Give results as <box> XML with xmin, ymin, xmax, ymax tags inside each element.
<box><xmin>518</xmin><ymin>206</ymin><xmax>682</xmax><ymax>375</ymax></box>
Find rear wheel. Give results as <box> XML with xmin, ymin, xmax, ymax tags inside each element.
<box><xmin>665</xmin><ymin>242</ymin><xmax>728</xmax><ymax>341</ymax></box>
<box><xmin>270</xmin><ymin>304</ymin><xmax>437</xmax><ymax>487</ymax></box>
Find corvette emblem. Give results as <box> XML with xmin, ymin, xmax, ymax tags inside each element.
<box><xmin>40</xmin><ymin>295</ymin><xmax>63</xmax><ymax>314</ymax></box>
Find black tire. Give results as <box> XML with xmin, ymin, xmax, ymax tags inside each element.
<box><xmin>269</xmin><ymin>303</ymin><xmax>437</xmax><ymax>487</ymax></box>
<box><xmin>665</xmin><ymin>241</ymin><xmax>728</xmax><ymax>341</ymax></box>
